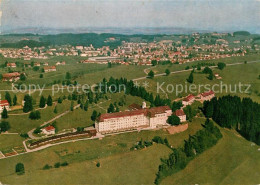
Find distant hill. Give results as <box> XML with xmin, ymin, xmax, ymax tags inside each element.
<box><xmin>233</xmin><ymin>31</ymin><xmax>251</xmax><ymax>36</ymax></box>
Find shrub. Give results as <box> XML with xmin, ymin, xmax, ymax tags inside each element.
<box><xmin>29</xmin><ymin>111</ymin><xmax>41</xmax><ymax>120</ymax></box>
<box><xmin>43</xmin><ymin>164</ymin><xmax>52</xmax><ymax>170</ymax></box>
<box><xmin>61</xmin><ymin>162</ymin><xmax>69</xmax><ymax>166</ymax></box>
<box><xmin>54</xmin><ymin>162</ymin><xmax>60</xmax><ymax>168</ymax></box>
<box><xmin>15</xmin><ymin>163</ymin><xmax>25</xmax><ymax>175</ymax></box>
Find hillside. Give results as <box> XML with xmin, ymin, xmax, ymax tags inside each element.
<box><xmin>162</xmin><ymin>129</ymin><xmax>260</xmax><ymax>185</ymax></box>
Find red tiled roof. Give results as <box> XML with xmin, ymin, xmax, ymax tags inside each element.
<box><xmin>2</xmin><ymin>72</ymin><xmax>20</xmax><ymax>78</ymax></box>
<box><xmin>98</xmin><ymin>106</ymin><xmax>171</xmax><ymax>122</ymax></box>
<box><xmin>201</xmin><ymin>90</ymin><xmax>215</xmax><ymax>97</ymax></box>
<box><xmin>174</xmin><ymin>109</ymin><xmax>186</xmax><ymax>116</ymax></box>
<box><xmin>183</xmin><ymin>94</ymin><xmax>195</xmax><ymax>102</ymax></box>
<box><xmin>44</xmin><ymin>66</ymin><xmax>56</xmax><ymax>70</ymax></box>
<box><xmin>0</xmin><ymin>100</ymin><xmax>9</xmax><ymax>106</ymax></box>
<box><xmin>7</xmin><ymin>63</ymin><xmax>16</xmax><ymax>66</ymax></box>
<box><xmin>44</xmin><ymin>125</ymin><xmax>55</xmax><ymax>131</ymax></box>
<box><xmin>128</xmin><ymin>103</ymin><xmax>142</xmax><ymax>110</ymax></box>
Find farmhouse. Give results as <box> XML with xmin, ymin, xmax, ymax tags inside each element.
<box><xmin>2</xmin><ymin>72</ymin><xmax>20</xmax><ymax>82</ymax></box>
<box><xmin>199</xmin><ymin>90</ymin><xmax>215</xmax><ymax>101</ymax></box>
<box><xmin>182</xmin><ymin>94</ymin><xmax>195</xmax><ymax>107</ymax></box>
<box><xmin>95</xmin><ymin>105</ymin><xmax>172</xmax><ymax>134</ymax></box>
<box><xmin>34</xmin><ymin>62</ymin><xmax>41</xmax><ymax>67</ymax></box>
<box><xmin>174</xmin><ymin>109</ymin><xmax>186</xmax><ymax>122</ymax></box>
<box><xmin>7</xmin><ymin>63</ymin><xmax>16</xmax><ymax>68</ymax></box>
<box><xmin>42</xmin><ymin>125</ymin><xmax>55</xmax><ymax>135</ymax></box>
<box><xmin>44</xmin><ymin>66</ymin><xmax>56</xmax><ymax>73</ymax></box>
<box><xmin>0</xmin><ymin>100</ymin><xmax>10</xmax><ymax>113</ymax></box>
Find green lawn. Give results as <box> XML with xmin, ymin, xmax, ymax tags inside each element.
<box><xmin>0</xmin><ymin>134</ymin><xmax>25</xmax><ymax>152</ymax></box>
<box><xmin>154</xmin><ymin>53</ymin><xmax>260</xmax><ymax>74</ymax></box>
<box><xmin>54</xmin><ymin>93</ymin><xmax>150</xmax><ymax>131</ymax></box>
<box><xmin>0</xmin><ymin>119</ymin><xmax>259</xmax><ymax>185</ymax></box>
<box><xmin>0</xmin><ymin>118</ymin><xmax>204</xmax><ymax>185</ymax></box>
<box><xmin>5</xmin><ymin>100</ymin><xmax>71</xmax><ymax>133</ymax></box>
<box><xmin>161</xmin><ymin>129</ymin><xmax>260</xmax><ymax>185</ymax></box>
<box><xmin>139</xmin><ymin>62</ymin><xmax>260</xmax><ymax>102</ymax></box>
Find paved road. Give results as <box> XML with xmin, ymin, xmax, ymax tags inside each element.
<box><xmin>132</xmin><ymin>60</ymin><xmax>260</xmax><ymax>81</ymax></box>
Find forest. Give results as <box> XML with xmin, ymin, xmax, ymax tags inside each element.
<box><xmin>203</xmin><ymin>95</ymin><xmax>260</xmax><ymax>145</ymax></box>
<box><xmin>154</xmin><ymin>119</ymin><xmax>222</xmax><ymax>184</ymax></box>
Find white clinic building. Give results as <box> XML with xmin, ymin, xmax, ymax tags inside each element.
<box><xmin>95</xmin><ymin>103</ymin><xmax>172</xmax><ymax>134</ymax></box>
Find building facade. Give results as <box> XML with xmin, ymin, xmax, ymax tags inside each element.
<box><xmin>95</xmin><ymin>106</ymin><xmax>172</xmax><ymax>134</ymax></box>
<box><xmin>0</xmin><ymin>100</ymin><xmax>10</xmax><ymax>113</ymax></box>
<box><xmin>182</xmin><ymin>94</ymin><xmax>195</xmax><ymax>107</ymax></box>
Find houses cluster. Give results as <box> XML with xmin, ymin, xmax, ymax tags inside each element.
<box><xmin>44</xmin><ymin>66</ymin><xmax>56</xmax><ymax>73</ymax></box>
<box><xmin>0</xmin><ymin>32</ymin><xmax>254</xmax><ymax>66</ymax></box>
<box><xmin>0</xmin><ymin>46</ymin><xmax>48</xmax><ymax>60</ymax></box>
<box><xmin>182</xmin><ymin>90</ymin><xmax>215</xmax><ymax>107</ymax></box>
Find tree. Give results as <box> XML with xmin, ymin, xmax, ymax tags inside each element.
<box><xmin>107</xmin><ymin>103</ymin><xmax>115</xmax><ymax>113</ymax></box>
<box><xmin>65</xmin><ymin>72</ymin><xmax>71</xmax><ymax>80</ymax></box>
<box><xmin>70</xmin><ymin>101</ymin><xmax>74</xmax><ymax>111</ymax></box>
<box><xmin>15</xmin><ymin>163</ymin><xmax>25</xmax><ymax>175</ymax></box>
<box><xmin>202</xmin><ymin>66</ymin><xmax>212</xmax><ymax>74</ymax></box>
<box><xmin>58</xmin><ymin>97</ymin><xmax>63</xmax><ymax>104</ymax></box>
<box><xmin>13</xmin><ymin>95</ymin><xmax>17</xmax><ymax>106</ymax></box>
<box><xmin>165</xmin><ymin>69</ymin><xmax>170</xmax><ymax>76</ymax></box>
<box><xmin>152</xmin><ymin>60</ymin><xmax>158</xmax><ymax>66</ymax></box>
<box><xmin>54</xmin><ymin>106</ymin><xmax>58</xmax><ymax>114</ymax></box>
<box><xmin>5</xmin><ymin>91</ymin><xmax>12</xmax><ymax>106</ymax></box>
<box><xmin>172</xmin><ymin>101</ymin><xmax>183</xmax><ymax>112</ymax></box>
<box><xmin>29</xmin><ymin>111</ymin><xmax>41</xmax><ymax>120</ymax></box>
<box><xmin>1</xmin><ymin>107</ymin><xmax>8</xmax><ymax>119</ymax></box>
<box><xmin>39</xmin><ymin>74</ymin><xmax>43</xmax><ymax>78</ymax></box>
<box><xmin>197</xmin><ymin>64</ymin><xmax>201</xmax><ymax>70</ymax></box>
<box><xmin>183</xmin><ymin>105</ymin><xmax>195</xmax><ymax>121</ymax></box>
<box><xmin>84</xmin><ymin>101</ymin><xmax>89</xmax><ymax>111</ymax></box>
<box><xmin>96</xmin><ymin>162</ymin><xmax>100</xmax><ymax>167</ymax></box>
<box><xmin>217</xmin><ymin>62</ymin><xmax>226</xmax><ymax>70</ymax></box>
<box><xmin>187</xmin><ymin>71</ymin><xmax>194</xmax><ymax>83</ymax></box>
<box><xmin>91</xmin><ymin>110</ymin><xmax>98</xmax><ymax>121</ymax></box>
<box><xmin>39</xmin><ymin>96</ymin><xmax>46</xmax><ymax>108</ymax></box>
<box><xmin>208</xmin><ymin>71</ymin><xmax>214</xmax><ymax>80</ymax></box>
<box><xmin>23</xmin><ymin>95</ymin><xmax>33</xmax><ymax>113</ymax></box>
<box><xmin>148</xmin><ymin>70</ymin><xmax>155</xmax><ymax>79</ymax></box>
<box><xmin>54</xmin><ymin>162</ymin><xmax>60</xmax><ymax>168</ymax></box>
<box><xmin>167</xmin><ymin>115</ymin><xmax>181</xmax><ymax>125</ymax></box>
<box><xmin>0</xmin><ymin>121</ymin><xmax>10</xmax><ymax>133</ymax></box>
<box><xmin>20</xmin><ymin>73</ymin><xmax>26</xmax><ymax>81</ymax></box>
<box><xmin>47</xmin><ymin>95</ymin><xmax>52</xmax><ymax>106</ymax></box>
<box><xmin>203</xmin><ymin>100</ymin><xmax>214</xmax><ymax>118</ymax></box>
<box><xmin>108</xmin><ymin>62</ymin><xmax>112</xmax><ymax>68</ymax></box>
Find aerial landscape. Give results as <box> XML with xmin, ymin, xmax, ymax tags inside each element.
<box><xmin>0</xmin><ymin>0</ymin><xmax>259</xmax><ymax>184</ymax></box>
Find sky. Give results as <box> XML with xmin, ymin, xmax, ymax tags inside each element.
<box><xmin>0</xmin><ymin>0</ymin><xmax>260</xmax><ymax>33</ymax></box>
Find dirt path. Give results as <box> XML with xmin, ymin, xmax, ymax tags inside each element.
<box><xmin>27</xmin><ymin>104</ymin><xmax>80</xmax><ymax>139</ymax></box>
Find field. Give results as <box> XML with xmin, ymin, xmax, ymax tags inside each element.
<box><xmin>0</xmin><ymin>134</ymin><xmax>24</xmax><ymax>152</ymax></box>
<box><xmin>6</xmin><ymin>100</ymin><xmax>71</xmax><ymax>133</ymax></box>
<box><xmin>161</xmin><ymin>129</ymin><xmax>260</xmax><ymax>185</ymax></box>
<box><xmin>54</xmin><ymin>93</ymin><xmax>149</xmax><ymax>131</ymax></box>
<box><xmin>0</xmin><ymin>120</ymin><xmax>259</xmax><ymax>185</ymax></box>
<box><xmin>139</xmin><ymin>61</ymin><xmax>260</xmax><ymax>102</ymax></box>
<box><xmin>0</xmin><ymin>118</ymin><xmax>204</xmax><ymax>184</ymax></box>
